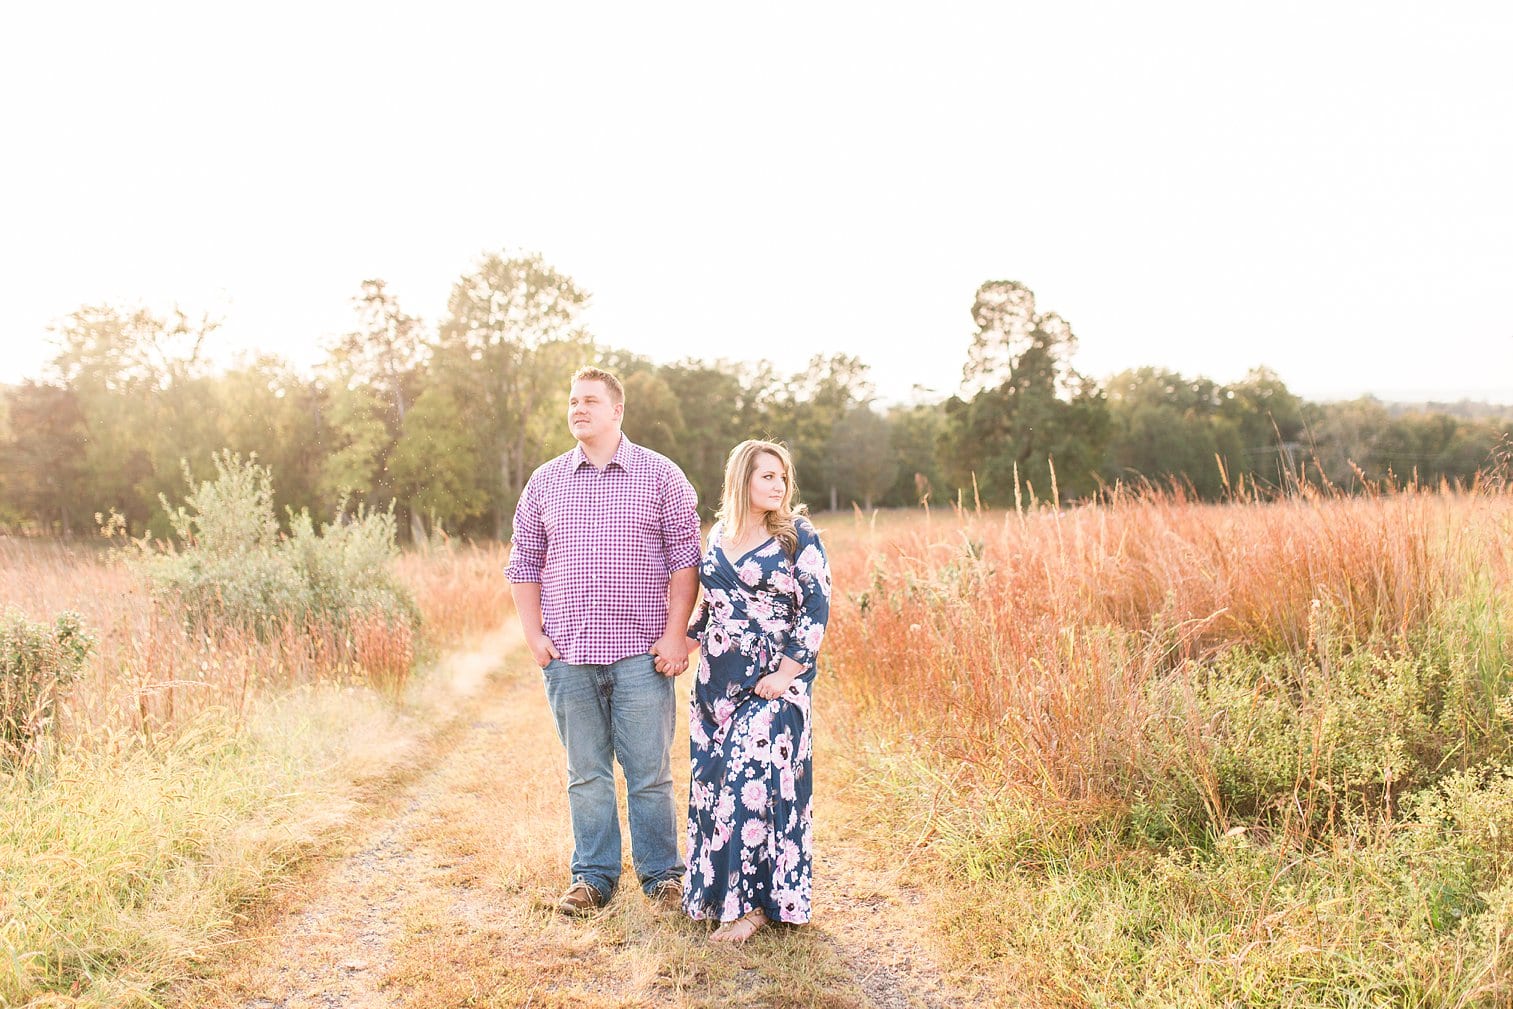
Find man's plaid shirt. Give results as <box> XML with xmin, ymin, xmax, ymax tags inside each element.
<box><xmin>505</xmin><ymin>435</ymin><xmax>701</xmax><ymax>665</ymax></box>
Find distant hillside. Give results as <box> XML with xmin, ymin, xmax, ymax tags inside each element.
<box><xmin>1381</xmin><ymin>400</ymin><xmax>1513</xmax><ymax>422</ymax></box>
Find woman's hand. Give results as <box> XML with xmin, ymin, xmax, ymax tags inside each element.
<box><xmin>753</xmin><ymin>670</ymin><xmax>797</xmax><ymax>700</ymax></box>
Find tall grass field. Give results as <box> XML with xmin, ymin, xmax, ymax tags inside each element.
<box><xmin>3</xmin><ymin>469</ymin><xmax>1511</xmax><ymax>1006</ymax></box>
<box><xmin>821</xmin><ymin>485</ymin><xmax>1513</xmax><ymax>1007</ymax></box>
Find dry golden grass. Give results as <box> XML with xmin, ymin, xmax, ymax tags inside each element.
<box><xmin>823</xmin><ymin>490</ymin><xmax>1512</xmax><ymax>804</ymax></box>
<box><xmin>177</xmin><ymin>630</ymin><xmax>942</xmax><ymax>1009</ymax></box>
<box><xmin>817</xmin><ymin>489</ymin><xmax>1513</xmax><ymax>1007</ymax></box>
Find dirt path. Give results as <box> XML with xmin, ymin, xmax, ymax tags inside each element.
<box><xmin>176</xmin><ymin>629</ymin><xmax>973</xmax><ymax>1009</ymax></box>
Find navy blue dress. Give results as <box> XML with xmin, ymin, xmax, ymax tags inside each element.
<box><xmin>683</xmin><ymin>517</ymin><xmax>831</xmax><ymax>924</ymax></box>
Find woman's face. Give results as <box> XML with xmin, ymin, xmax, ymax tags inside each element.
<box><xmin>746</xmin><ymin>452</ymin><xmax>787</xmax><ymax>517</ymax></box>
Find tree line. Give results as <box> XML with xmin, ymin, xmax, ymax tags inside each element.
<box><xmin>3</xmin><ymin>253</ymin><xmax>1508</xmax><ymax>540</ymax></box>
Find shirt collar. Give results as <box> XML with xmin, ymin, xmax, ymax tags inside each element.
<box><xmin>571</xmin><ymin>433</ymin><xmax>637</xmax><ymax>472</ymax></box>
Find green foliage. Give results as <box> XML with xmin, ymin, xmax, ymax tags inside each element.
<box><xmin>938</xmin><ymin>280</ymin><xmax>1111</xmax><ymax>504</ymax></box>
<box><xmin>2</xmin><ymin>261</ymin><xmax>1506</xmax><ymax>542</ymax></box>
<box><xmin>141</xmin><ymin>451</ymin><xmax>417</xmax><ymax>641</ymax></box>
<box><xmin>0</xmin><ymin>609</ymin><xmax>94</xmax><ymax>761</ymax></box>
<box><xmin>1142</xmin><ymin>592</ymin><xmax>1513</xmax><ymax>837</ymax></box>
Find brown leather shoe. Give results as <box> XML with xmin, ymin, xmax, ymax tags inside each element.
<box><xmin>556</xmin><ymin>880</ymin><xmax>605</xmax><ymax>915</ymax></box>
<box><xmin>648</xmin><ymin>878</ymin><xmax>684</xmax><ymax>911</ymax></box>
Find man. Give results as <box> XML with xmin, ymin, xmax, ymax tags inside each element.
<box><xmin>506</xmin><ymin>366</ymin><xmax>701</xmax><ymax>914</ymax></box>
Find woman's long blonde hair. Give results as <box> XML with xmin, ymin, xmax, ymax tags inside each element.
<box><xmin>717</xmin><ymin>440</ymin><xmax>806</xmax><ymax>557</ymax></box>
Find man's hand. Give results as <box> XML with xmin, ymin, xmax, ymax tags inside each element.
<box><xmin>528</xmin><ymin>632</ymin><xmax>561</xmax><ymax>668</ymax></box>
<box><xmin>650</xmin><ymin>631</ymin><xmax>690</xmax><ymax>677</ymax></box>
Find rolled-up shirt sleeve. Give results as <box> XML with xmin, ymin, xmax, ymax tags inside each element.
<box><xmin>504</xmin><ymin>472</ymin><xmax>546</xmax><ymax>583</ymax></box>
<box><xmin>661</xmin><ymin>470</ymin><xmax>701</xmax><ymax>573</ymax></box>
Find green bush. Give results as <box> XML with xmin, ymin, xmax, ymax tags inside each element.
<box><xmin>1142</xmin><ymin>592</ymin><xmax>1513</xmax><ymax>838</ymax></box>
<box><xmin>0</xmin><ymin>609</ymin><xmax>95</xmax><ymax>761</ymax></box>
<box><xmin>141</xmin><ymin>451</ymin><xmax>418</xmax><ymax>645</ymax></box>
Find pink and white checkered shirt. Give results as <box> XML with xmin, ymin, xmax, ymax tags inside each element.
<box><xmin>505</xmin><ymin>435</ymin><xmax>702</xmax><ymax>665</ymax></box>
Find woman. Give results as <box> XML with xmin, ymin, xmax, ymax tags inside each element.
<box><xmin>683</xmin><ymin>439</ymin><xmax>832</xmax><ymax>943</ymax></box>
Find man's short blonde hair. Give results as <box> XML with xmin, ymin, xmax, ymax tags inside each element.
<box><xmin>572</xmin><ymin>366</ymin><xmax>625</xmax><ymax>405</ymax></box>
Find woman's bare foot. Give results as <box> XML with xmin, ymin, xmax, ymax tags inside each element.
<box><xmin>709</xmin><ymin>907</ymin><xmax>768</xmax><ymax>944</ymax></box>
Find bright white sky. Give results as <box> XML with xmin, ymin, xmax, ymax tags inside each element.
<box><xmin>2</xmin><ymin>1</ymin><xmax>1510</xmax><ymax>405</ymax></box>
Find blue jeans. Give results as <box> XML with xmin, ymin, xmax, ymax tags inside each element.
<box><xmin>541</xmin><ymin>652</ymin><xmax>684</xmax><ymax>899</ymax></box>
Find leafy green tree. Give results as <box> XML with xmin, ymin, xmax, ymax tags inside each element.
<box><xmin>939</xmin><ymin>281</ymin><xmax>1109</xmax><ymax>505</ymax></box>
<box><xmin>778</xmin><ymin>354</ymin><xmax>874</xmax><ymax>511</ymax></box>
<box><xmin>214</xmin><ymin>356</ymin><xmax>324</xmax><ymax>520</ymax></box>
<box><xmin>1104</xmin><ymin>368</ymin><xmax>1244</xmax><ymax>498</ymax></box>
<box><xmin>388</xmin><ymin>384</ymin><xmax>491</xmax><ymax>532</ymax></box>
<box><xmin>317</xmin><ymin>384</ymin><xmax>390</xmax><ymax>505</ymax></box>
<box><xmin>825</xmin><ymin>406</ymin><xmax>897</xmax><ymax>510</ymax></box>
<box><xmin>434</xmin><ymin>252</ymin><xmax>591</xmax><ymax>536</ymax></box>
<box><xmin>47</xmin><ymin>305</ymin><xmax>219</xmax><ymax>535</ymax></box>
<box><xmin>1302</xmin><ymin>397</ymin><xmax>1393</xmax><ymax>488</ymax></box>
<box><xmin>324</xmin><ymin>280</ymin><xmax>428</xmax><ymax>538</ymax></box>
<box><xmin>652</xmin><ymin>360</ymin><xmax>760</xmax><ymax>514</ymax></box>
<box><xmin>1220</xmin><ymin>367</ymin><xmax>1306</xmax><ymax>490</ymax></box>
<box><xmin>0</xmin><ymin>383</ymin><xmax>88</xmax><ymax>534</ymax></box>
<box><xmin>621</xmin><ymin>369</ymin><xmax>687</xmax><ymax>460</ymax></box>
<box><xmin>884</xmin><ymin>400</ymin><xmax>947</xmax><ymax>506</ymax></box>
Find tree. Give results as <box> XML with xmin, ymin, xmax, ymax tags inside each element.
<box><xmin>46</xmin><ymin>304</ymin><xmax>220</xmax><ymax>535</ymax></box>
<box><xmin>939</xmin><ymin>281</ymin><xmax>1109</xmax><ymax>505</ymax></box>
<box><xmin>778</xmin><ymin>354</ymin><xmax>874</xmax><ymax>511</ymax></box>
<box><xmin>621</xmin><ymin>369</ymin><xmax>687</xmax><ymax>460</ymax></box>
<box><xmin>0</xmin><ymin>383</ymin><xmax>88</xmax><ymax>534</ymax></box>
<box><xmin>1104</xmin><ymin>367</ymin><xmax>1244</xmax><ymax>498</ymax></box>
<box><xmin>324</xmin><ymin>279</ymin><xmax>428</xmax><ymax>539</ymax></box>
<box><xmin>885</xmin><ymin>399</ymin><xmax>947</xmax><ymax>507</ymax></box>
<box><xmin>1221</xmin><ymin>367</ymin><xmax>1305</xmax><ymax>490</ymax></box>
<box><xmin>654</xmin><ymin>360</ymin><xmax>762</xmax><ymax>514</ymax></box>
<box><xmin>825</xmin><ymin>406</ymin><xmax>897</xmax><ymax>510</ymax></box>
<box><xmin>434</xmin><ymin>252</ymin><xmax>592</xmax><ymax>537</ymax></box>
<box><xmin>388</xmin><ymin>384</ymin><xmax>491</xmax><ymax>532</ymax></box>
<box><xmin>317</xmin><ymin>384</ymin><xmax>390</xmax><ymax>506</ymax></box>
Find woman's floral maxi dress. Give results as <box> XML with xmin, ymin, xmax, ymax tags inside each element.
<box><xmin>683</xmin><ymin>516</ymin><xmax>831</xmax><ymax>924</ymax></box>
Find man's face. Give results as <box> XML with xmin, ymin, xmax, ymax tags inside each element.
<box><xmin>567</xmin><ymin>379</ymin><xmax>623</xmax><ymax>443</ymax></box>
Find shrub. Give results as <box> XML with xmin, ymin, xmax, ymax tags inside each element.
<box><xmin>139</xmin><ymin>452</ymin><xmax>419</xmax><ymax>687</ymax></box>
<box><xmin>0</xmin><ymin>608</ymin><xmax>94</xmax><ymax>761</ymax></box>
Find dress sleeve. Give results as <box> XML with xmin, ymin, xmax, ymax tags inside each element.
<box><xmin>780</xmin><ymin>519</ymin><xmax>831</xmax><ymax>668</ymax></box>
<box><xmin>661</xmin><ymin>466</ymin><xmax>701</xmax><ymax>573</ymax></box>
<box><xmin>504</xmin><ymin>470</ymin><xmax>546</xmax><ymax>583</ymax></box>
<box><xmin>687</xmin><ymin>522</ymin><xmax>716</xmax><ymax>639</ymax></box>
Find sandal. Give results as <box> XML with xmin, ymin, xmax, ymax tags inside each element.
<box><xmin>710</xmin><ymin>907</ymin><xmax>768</xmax><ymax>944</ymax></box>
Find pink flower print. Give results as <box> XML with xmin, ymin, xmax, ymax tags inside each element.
<box><xmin>773</xmin><ymin>729</ymin><xmax>794</xmax><ymax>765</ymax></box>
<box><xmin>802</xmin><ymin>623</ymin><xmax>824</xmax><ymax>651</ymax></box>
<box><xmin>772</xmin><ymin>885</ymin><xmax>805</xmax><ymax>922</ymax></box>
<box><xmin>740</xmin><ymin>819</ymin><xmax>767</xmax><ymax>849</ymax></box>
<box><xmin>741</xmin><ymin>779</ymin><xmax>768</xmax><ymax>813</ymax></box>
<box><xmin>707</xmin><ymin>625</ymin><xmax>731</xmax><ymax>657</ymax></box>
<box><xmin>777</xmin><ymin>839</ymin><xmax>801</xmax><ymax>874</ymax></box>
<box><xmin>779</xmin><ymin>767</ymin><xmax>796</xmax><ymax>801</ymax></box>
<box><xmin>722</xmin><ymin>890</ymin><xmax>742</xmax><ymax>920</ymax></box>
<box><xmin>770</xmin><ymin>571</ymin><xmax>797</xmax><ymax>594</ymax></box>
<box><xmin>712</xmin><ymin>818</ymin><xmax>732</xmax><ymax>852</ymax></box>
<box><xmin>738</xmin><ymin>559</ymin><xmax>763</xmax><ymax>585</ymax></box>
<box><xmin>715</xmin><ymin>791</ymin><xmax>736</xmax><ymax>821</ymax></box>
<box><xmin>797</xmin><ymin>544</ymin><xmax>824</xmax><ymax>576</ymax></box>
<box><xmin>712</xmin><ymin>697</ymin><xmax>736</xmax><ymax>725</ymax></box>
<box><xmin>696</xmin><ymin>652</ymin><xmax>711</xmax><ymax>684</ymax></box>
<box><xmin>709</xmin><ymin>590</ymin><xmax>734</xmax><ymax>622</ymax></box>
<box><xmin>698</xmin><ymin>852</ymin><xmax>714</xmax><ymax>885</ymax></box>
